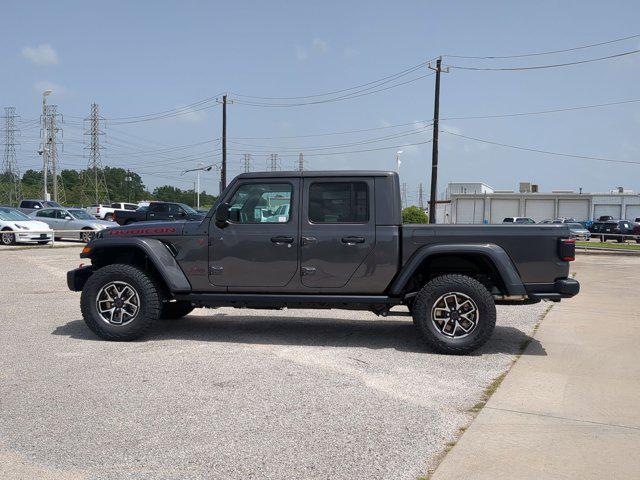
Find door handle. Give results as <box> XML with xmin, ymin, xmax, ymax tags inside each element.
<box><xmin>271</xmin><ymin>236</ymin><xmax>294</xmax><ymax>244</ymax></box>
<box><xmin>341</xmin><ymin>236</ymin><xmax>365</xmax><ymax>244</ymax></box>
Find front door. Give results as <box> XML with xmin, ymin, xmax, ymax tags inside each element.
<box><xmin>300</xmin><ymin>178</ymin><xmax>375</xmax><ymax>288</ymax></box>
<box><xmin>209</xmin><ymin>179</ymin><xmax>299</xmax><ymax>289</ymax></box>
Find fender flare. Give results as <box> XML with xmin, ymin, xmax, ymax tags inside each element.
<box><xmin>82</xmin><ymin>237</ymin><xmax>191</xmax><ymax>292</ymax></box>
<box><xmin>389</xmin><ymin>243</ymin><xmax>526</xmax><ymax>296</ymax></box>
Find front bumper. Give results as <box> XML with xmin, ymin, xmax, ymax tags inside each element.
<box><xmin>15</xmin><ymin>231</ymin><xmax>53</xmax><ymax>243</ymax></box>
<box><xmin>527</xmin><ymin>278</ymin><xmax>580</xmax><ymax>302</ymax></box>
<box><xmin>67</xmin><ymin>266</ymin><xmax>94</xmax><ymax>291</ymax></box>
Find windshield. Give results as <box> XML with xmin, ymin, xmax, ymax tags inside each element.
<box><xmin>44</xmin><ymin>201</ymin><xmax>62</xmax><ymax>208</ymax></box>
<box><xmin>178</xmin><ymin>203</ymin><xmax>198</xmax><ymax>214</ymax></box>
<box><xmin>0</xmin><ymin>208</ymin><xmax>30</xmax><ymax>221</ymax></box>
<box><xmin>136</xmin><ymin>206</ymin><xmax>149</xmax><ymax>212</ymax></box>
<box><xmin>68</xmin><ymin>209</ymin><xmax>95</xmax><ymax>220</ymax></box>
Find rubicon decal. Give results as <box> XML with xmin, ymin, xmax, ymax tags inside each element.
<box><xmin>108</xmin><ymin>227</ymin><xmax>177</xmax><ymax>236</ymax></box>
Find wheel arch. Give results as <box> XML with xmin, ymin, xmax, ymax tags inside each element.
<box><xmin>389</xmin><ymin>244</ymin><xmax>526</xmax><ymax>297</ymax></box>
<box><xmin>81</xmin><ymin>238</ymin><xmax>191</xmax><ymax>294</ymax></box>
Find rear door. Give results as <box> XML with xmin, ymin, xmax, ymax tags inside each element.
<box><xmin>209</xmin><ymin>179</ymin><xmax>299</xmax><ymax>288</ymax></box>
<box><xmin>147</xmin><ymin>203</ymin><xmax>169</xmax><ymax>221</ymax></box>
<box><xmin>300</xmin><ymin>178</ymin><xmax>374</xmax><ymax>288</ymax></box>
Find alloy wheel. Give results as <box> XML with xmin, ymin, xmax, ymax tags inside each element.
<box><xmin>431</xmin><ymin>292</ymin><xmax>479</xmax><ymax>339</ymax></box>
<box><xmin>95</xmin><ymin>281</ymin><xmax>140</xmax><ymax>326</ymax></box>
<box><xmin>1</xmin><ymin>231</ymin><xmax>14</xmax><ymax>245</ymax></box>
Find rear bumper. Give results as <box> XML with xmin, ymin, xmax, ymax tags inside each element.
<box><xmin>528</xmin><ymin>278</ymin><xmax>580</xmax><ymax>302</ymax></box>
<box><xmin>67</xmin><ymin>266</ymin><xmax>94</xmax><ymax>292</ymax></box>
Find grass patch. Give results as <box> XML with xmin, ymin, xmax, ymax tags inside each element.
<box><xmin>576</xmin><ymin>241</ymin><xmax>640</xmax><ymax>250</ymax></box>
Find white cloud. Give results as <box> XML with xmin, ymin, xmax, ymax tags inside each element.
<box><xmin>33</xmin><ymin>80</ymin><xmax>66</xmax><ymax>96</ymax></box>
<box><xmin>312</xmin><ymin>38</ymin><xmax>329</xmax><ymax>54</ymax></box>
<box><xmin>22</xmin><ymin>44</ymin><xmax>58</xmax><ymax>66</ymax></box>
<box><xmin>295</xmin><ymin>46</ymin><xmax>308</xmax><ymax>61</ymax></box>
<box><xmin>176</xmin><ymin>105</ymin><xmax>207</xmax><ymax>123</ymax></box>
<box><xmin>343</xmin><ymin>47</ymin><xmax>358</xmax><ymax>59</ymax></box>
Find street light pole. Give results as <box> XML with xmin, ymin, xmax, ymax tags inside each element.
<box><xmin>396</xmin><ymin>150</ymin><xmax>403</xmax><ymax>174</ymax></box>
<box><xmin>182</xmin><ymin>163</ymin><xmax>213</xmax><ymax>209</ymax></box>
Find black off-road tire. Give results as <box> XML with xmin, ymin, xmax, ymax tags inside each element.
<box><xmin>412</xmin><ymin>274</ymin><xmax>496</xmax><ymax>355</ymax></box>
<box><xmin>160</xmin><ymin>301</ymin><xmax>195</xmax><ymax>320</ymax></box>
<box><xmin>80</xmin><ymin>264</ymin><xmax>161</xmax><ymax>341</ymax></box>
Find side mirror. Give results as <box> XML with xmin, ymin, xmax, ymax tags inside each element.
<box><xmin>214</xmin><ymin>203</ymin><xmax>230</xmax><ymax>228</ymax></box>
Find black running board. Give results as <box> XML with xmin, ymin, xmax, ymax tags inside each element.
<box><xmin>174</xmin><ymin>293</ymin><xmax>402</xmax><ymax>311</ymax></box>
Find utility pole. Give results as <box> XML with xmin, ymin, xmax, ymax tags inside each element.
<box><xmin>298</xmin><ymin>152</ymin><xmax>305</xmax><ymax>172</ymax></box>
<box><xmin>401</xmin><ymin>182</ymin><xmax>407</xmax><ymax>209</ymax></box>
<box><xmin>45</xmin><ymin>104</ymin><xmax>63</xmax><ymax>203</ymax></box>
<box><xmin>82</xmin><ymin>103</ymin><xmax>109</xmax><ymax>205</ymax></box>
<box><xmin>418</xmin><ymin>183</ymin><xmax>425</xmax><ymax>210</ymax></box>
<box><xmin>2</xmin><ymin>107</ymin><xmax>22</xmax><ymax>205</ymax></box>
<box><xmin>243</xmin><ymin>153</ymin><xmax>252</xmax><ymax>173</ymax></box>
<box><xmin>41</xmin><ymin>91</ymin><xmax>51</xmax><ymax>200</ymax></box>
<box><xmin>428</xmin><ymin>57</ymin><xmax>449</xmax><ymax>224</ymax></box>
<box><xmin>221</xmin><ymin>94</ymin><xmax>227</xmax><ymax>191</ymax></box>
<box><xmin>269</xmin><ymin>153</ymin><xmax>279</xmax><ymax>172</ymax></box>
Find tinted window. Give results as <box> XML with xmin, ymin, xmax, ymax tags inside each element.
<box><xmin>309</xmin><ymin>182</ymin><xmax>368</xmax><ymax>223</ymax></box>
<box><xmin>228</xmin><ymin>183</ymin><xmax>292</xmax><ymax>223</ymax></box>
<box><xmin>124</xmin><ymin>204</ymin><xmax>138</xmax><ymax>210</ymax></box>
<box><xmin>149</xmin><ymin>203</ymin><xmax>169</xmax><ymax>213</ymax></box>
<box><xmin>168</xmin><ymin>203</ymin><xmax>183</xmax><ymax>215</ymax></box>
<box><xmin>21</xmin><ymin>201</ymin><xmax>34</xmax><ymax>208</ymax></box>
<box><xmin>37</xmin><ymin>209</ymin><xmax>55</xmax><ymax>218</ymax></box>
<box><xmin>503</xmin><ymin>218</ymin><xmax>514</xmax><ymax>222</ymax></box>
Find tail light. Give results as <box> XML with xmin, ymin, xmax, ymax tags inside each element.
<box><xmin>559</xmin><ymin>238</ymin><xmax>575</xmax><ymax>261</ymax></box>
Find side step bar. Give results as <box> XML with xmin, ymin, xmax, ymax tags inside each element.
<box><xmin>174</xmin><ymin>293</ymin><xmax>403</xmax><ymax>310</ymax></box>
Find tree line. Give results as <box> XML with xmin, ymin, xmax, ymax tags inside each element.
<box><xmin>0</xmin><ymin>167</ymin><xmax>218</xmax><ymax>208</ymax></box>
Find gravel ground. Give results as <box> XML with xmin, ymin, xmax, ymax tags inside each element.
<box><xmin>0</xmin><ymin>247</ymin><xmax>549</xmax><ymax>480</ymax></box>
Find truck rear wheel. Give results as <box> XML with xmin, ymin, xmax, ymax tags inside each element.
<box><xmin>80</xmin><ymin>264</ymin><xmax>161</xmax><ymax>341</ymax></box>
<box><xmin>160</xmin><ymin>301</ymin><xmax>195</xmax><ymax>320</ymax></box>
<box><xmin>412</xmin><ymin>274</ymin><xmax>496</xmax><ymax>354</ymax></box>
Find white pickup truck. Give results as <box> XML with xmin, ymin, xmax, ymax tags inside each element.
<box><xmin>86</xmin><ymin>202</ymin><xmax>139</xmax><ymax>221</ymax></box>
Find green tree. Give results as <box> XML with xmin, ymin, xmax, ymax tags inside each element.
<box><xmin>402</xmin><ymin>205</ymin><xmax>429</xmax><ymax>224</ymax></box>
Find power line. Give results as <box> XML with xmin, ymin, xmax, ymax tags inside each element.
<box><xmin>449</xmin><ymin>48</ymin><xmax>640</xmax><ymax>71</ymax></box>
<box><xmin>445</xmin><ymin>33</ymin><xmax>640</xmax><ymax>59</ymax></box>
<box><xmin>441</xmin><ymin>129</ymin><xmax>640</xmax><ymax>165</ymax></box>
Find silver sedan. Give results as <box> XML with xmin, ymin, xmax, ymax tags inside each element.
<box><xmin>29</xmin><ymin>207</ymin><xmax>113</xmax><ymax>242</ymax></box>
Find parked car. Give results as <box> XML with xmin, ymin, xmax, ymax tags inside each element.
<box><xmin>0</xmin><ymin>206</ymin><xmax>53</xmax><ymax>245</ymax></box>
<box><xmin>597</xmin><ymin>215</ymin><xmax>615</xmax><ymax>222</ymax></box>
<box><xmin>502</xmin><ymin>217</ymin><xmax>535</xmax><ymax>224</ymax></box>
<box><xmin>539</xmin><ymin>218</ymin><xmax>577</xmax><ymax>224</ymax></box>
<box><xmin>566</xmin><ymin>223</ymin><xmax>591</xmax><ymax>241</ymax></box>
<box><xmin>589</xmin><ymin>220</ymin><xmax>635</xmax><ymax>242</ymax></box>
<box><xmin>18</xmin><ymin>199</ymin><xmax>63</xmax><ymax>215</ymax></box>
<box><xmin>633</xmin><ymin>223</ymin><xmax>640</xmax><ymax>243</ymax></box>
<box><xmin>68</xmin><ymin>170</ymin><xmax>579</xmax><ymax>353</ymax></box>
<box><xmin>113</xmin><ymin>201</ymin><xmax>205</xmax><ymax>225</ymax></box>
<box><xmin>30</xmin><ymin>207</ymin><xmax>113</xmax><ymax>242</ymax></box>
<box><xmin>86</xmin><ymin>202</ymin><xmax>139</xmax><ymax>221</ymax></box>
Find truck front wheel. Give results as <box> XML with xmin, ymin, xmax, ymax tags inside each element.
<box><xmin>412</xmin><ymin>274</ymin><xmax>496</xmax><ymax>354</ymax></box>
<box><xmin>80</xmin><ymin>264</ymin><xmax>161</xmax><ymax>341</ymax></box>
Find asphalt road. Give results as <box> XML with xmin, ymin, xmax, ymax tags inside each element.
<box><xmin>0</xmin><ymin>246</ymin><xmax>549</xmax><ymax>480</ymax></box>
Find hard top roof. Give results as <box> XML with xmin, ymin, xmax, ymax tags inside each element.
<box><xmin>235</xmin><ymin>170</ymin><xmax>398</xmax><ymax>180</ymax></box>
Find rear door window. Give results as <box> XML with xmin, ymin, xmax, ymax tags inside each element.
<box><xmin>308</xmin><ymin>182</ymin><xmax>368</xmax><ymax>223</ymax></box>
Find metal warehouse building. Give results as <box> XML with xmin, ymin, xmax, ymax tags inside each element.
<box><xmin>439</xmin><ymin>182</ymin><xmax>640</xmax><ymax>224</ymax></box>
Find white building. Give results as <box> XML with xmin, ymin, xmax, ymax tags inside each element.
<box><xmin>440</xmin><ymin>182</ymin><xmax>640</xmax><ymax>224</ymax></box>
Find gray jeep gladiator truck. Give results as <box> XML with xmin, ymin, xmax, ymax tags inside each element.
<box><xmin>67</xmin><ymin>171</ymin><xmax>579</xmax><ymax>354</ymax></box>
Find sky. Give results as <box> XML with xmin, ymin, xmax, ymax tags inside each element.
<box><xmin>2</xmin><ymin>0</ymin><xmax>640</xmax><ymax>201</ymax></box>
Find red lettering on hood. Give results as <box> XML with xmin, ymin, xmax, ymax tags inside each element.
<box><xmin>108</xmin><ymin>226</ymin><xmax>177</xmax><ymax>236</ymax></box>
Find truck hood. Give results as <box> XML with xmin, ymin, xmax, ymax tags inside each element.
<box><xmin>101</xmin><ymin>221</ymin><xmax>189</xmax><ymax>238</ymax></box>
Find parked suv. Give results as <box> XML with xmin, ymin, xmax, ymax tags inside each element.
<box><xmin>502</xmin><ymin>217</ymin><xmax>535</xmax><ymax>224</ymax></box>
<box><xmin>589</xmin><ymin>220</ymin><xmax>635</xmax><ymax>242</ymax></box>
<box><xmin>87</xmin><ymin>202</ymin><xmax>139</xmax><ymax>221</ymax></box>
<box><xmin>18</xmin><ymin>199</ymin><xmax>63</xmax><ymax>214</ymax></box>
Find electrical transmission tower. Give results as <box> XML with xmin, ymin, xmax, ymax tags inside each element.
<box><xmin>1</xmin><ymin>107</ymin><xmax>22</xmax><ymax>205</ymax></box>
<box><xmin>401</xmin><ymin>182</ymin><xmax>407</xmax><ymax>209</ymax></box>
<box><xmin>297</xmin><ymin>152</ymin><xmax>305</xmax><ymax>171</ymax></box>
<box><xmin>44</xmin><ymin>105</ymin><xmax>65</xmax><ymax>203</ymax></box>
<box><xmin>82</xmin><ymin>103</ymin><xmax>109</xmax><ymax>205</ymax></box>
<box><xmin>269</xmin><ymin>153</ymin><xmax>280</xmax><ymax>172</ymax></box>
<box><xmin>418</xmin><ymin>183</ymin><xmax>425</xmax><ymax>210</ymax></box>
<box><xmin>243</xmin><ymin>153</ymin><xmax>252</xmax><ymax>173</ymax></box>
